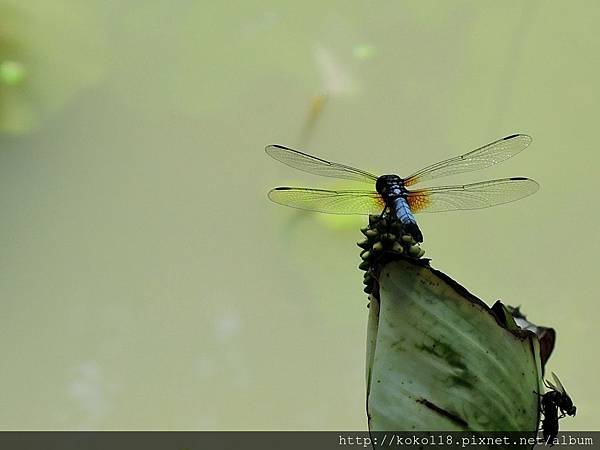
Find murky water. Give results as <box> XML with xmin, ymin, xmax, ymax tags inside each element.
<box><xmin>0</xmin><ymin>1</ymin><xmax>597</xmax><ymax>430</ymax></box>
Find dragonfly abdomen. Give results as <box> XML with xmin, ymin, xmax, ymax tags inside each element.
<box><xmin>393</xmin><ymin>197</ymin><xmax>423</xmax><ymax>243</ymax></box>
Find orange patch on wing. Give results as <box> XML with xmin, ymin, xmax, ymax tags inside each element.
<box><xmin>403</xmin><ymin>176</ymin><xmax>420</xmax><ymax>187</ymax></box>
<box><xmin>407</xmin><ymin>193</ymin><xmax>431</xmax><ymax>213</ymax></box>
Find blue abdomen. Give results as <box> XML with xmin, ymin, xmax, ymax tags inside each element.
<box><xmin>393</xmin><ymin>197</ymin><xmax>416</xmax><ymax>225</ymax></box>
<box><xmin>393</xmin><ymin>197</ymin><xmax>423</xmax><ymax>242</ymax></box>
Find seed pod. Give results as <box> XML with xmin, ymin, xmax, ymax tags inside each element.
<box><xmin>408</xmin><ymin>245</ymin><xmax>421</xmax><ymax>256</ymax></box>
<box><xmin>358</xmin><ymin>260</ymin><xmax>371</xmax><ymax>271</ymax></box>
<box><xmin>392</xmin><ymin>242</ymin><xmax>404</xmax><ymax>253</ymax></box>
<box><xmin>381</xmin><ymin>233</ymin><xmax>396</xmax><ymax>242</ymax></box>
<box><xmin>365</xmin><ymin>229</ymin><xmax>378</xmax><ymax>238</ymax></box>
<box><xmin>357</xmin><ymin>240</ymin><xmax>371</xmax><ymax>250</ymax></box>
<box><xmin>401</xmin><ymin>235</ymin><xmax>416</xmax><ymax>244</ymax></box>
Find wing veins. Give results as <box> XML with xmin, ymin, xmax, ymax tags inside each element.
<box><xmin>404</xmin><ymin>134</ymin><xmax>532</xmax><ymax>186</ymax></box>
<box><xmin>407</xmin><ymin>178</ymin><xmax>539</xmax><ymax>213</ymax></box>
<box><xmin>266</xmin><ymin>144</ymin><xmax>378</xmax><ymax>184</ymax></box>
<box><xmin>267</xmin><ymin>187</ymin><xmax>383</xmax><ymax>215</ymax></box>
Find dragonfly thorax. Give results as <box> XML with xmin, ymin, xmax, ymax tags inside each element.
<box><xmin>375</xmin><ymin>174</ymin><xmax>406</xmax><ymax>199</ymax></box>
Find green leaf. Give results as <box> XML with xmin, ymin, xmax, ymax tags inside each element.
<box><xmin>366</xmin><ymin>259</ymin><xmax>545</xmax><ymax>434</ymax></box>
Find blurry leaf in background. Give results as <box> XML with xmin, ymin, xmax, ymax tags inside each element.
<box><xmin>299</xmin><ymin>93</ymin><xmax>328</xmax><ymax>147</ymax></box>
<box><xmin>352</xmin><ymin>44</ymin><xmax>377</xmax><ymax>61</ymax></box>
<box><xmin>0</xmin><ymin>60</ymin><xmax>26</xmax><ymax>86</ymax></box>
<box><xmin>315</xmin><ymin>211</ymin><xmax>363</xmax><ymax>231</ymax></box>
<box><xmin>314</xmin><ymin>45</ymin><xmax>358</xmax><ymax>97</ymax></box>
<box><xmin>0</xmin><ymin>1</ymin><xmax>107</xmax><ymax>134</ymax></box>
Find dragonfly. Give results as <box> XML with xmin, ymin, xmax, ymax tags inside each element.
<box><xmin>266</xmin><ymin>134</ymin><xmax>539</xmax><ymax>242</ymax></box>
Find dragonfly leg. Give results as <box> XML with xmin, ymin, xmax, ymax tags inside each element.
<box><xmin>378</xmin><ymin>206</ymin><xmax>389</xmax><ymax>219</ymax></box>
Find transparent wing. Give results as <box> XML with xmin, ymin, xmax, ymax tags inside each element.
<box><xmin>404</xmin><ymin>134</ymin><xmax>532</xmax><ymax>186</ymax></box>
<box><xmin>550</xmin><ymin>372</ymin><xmax>567</xmax><ymax>395</ymax></box>
<box><xmin>268</xmin><ymin>187</ymin><xmax>384</xmax><ymax>215</ymax></box>
<box><xmin>266</xmin><ymin>144</ymin><xmax>378</xmax><ymax>184</ymax></box>
<box><xmin>407</xmin><ymin>178</ymin><xmax>539</xmax><ymax>213</ymax></box>
<box><xmin>544</xmin><ymin>379</ymin><xmax>560</xmax><ymax>392</ymax></box>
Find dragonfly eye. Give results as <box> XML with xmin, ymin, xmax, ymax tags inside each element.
<box><xmin>376</xmin><ymin>175</ymin><xmax>402</xmax><ymax>195</ymax></box>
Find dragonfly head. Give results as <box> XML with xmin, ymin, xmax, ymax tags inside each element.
<box><xmin>376</xmin><ymin>174</ymin><xmax>404</xmax><ymax>197</ymax></box>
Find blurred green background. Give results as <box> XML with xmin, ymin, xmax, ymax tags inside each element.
<box><xmin>0</xmin><ymin>0</ymin><xmax>597</xmax><ymax>430</ymax></box>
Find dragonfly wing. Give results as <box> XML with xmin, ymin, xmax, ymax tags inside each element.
<box><xmin>404</xmin><ymin>134</ymin><xmax>532</xmax><ymax>186</ymax></box>
<box><xmin>550</xmin><ymin>372</ymin><xmax>567</xmax><ymax>395</ymax></box>
<box><xmin>406</xmin><ymin>178</ymin><xmax>539</xmax><ymax>213</ymax></box>
<box><xmin>266</xmin><ymin>144</ymin><xmax>378</xmax><ymax>184</ymax></box>
<box><xmin>545</xmin><ymin>378</ymin><xmax>560</xmax><ymax>393</ymax></box>
<box><xmin>268</xmin><ymin>187</ymin><xmax>384</xmax><ymax>215</ymax></box>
